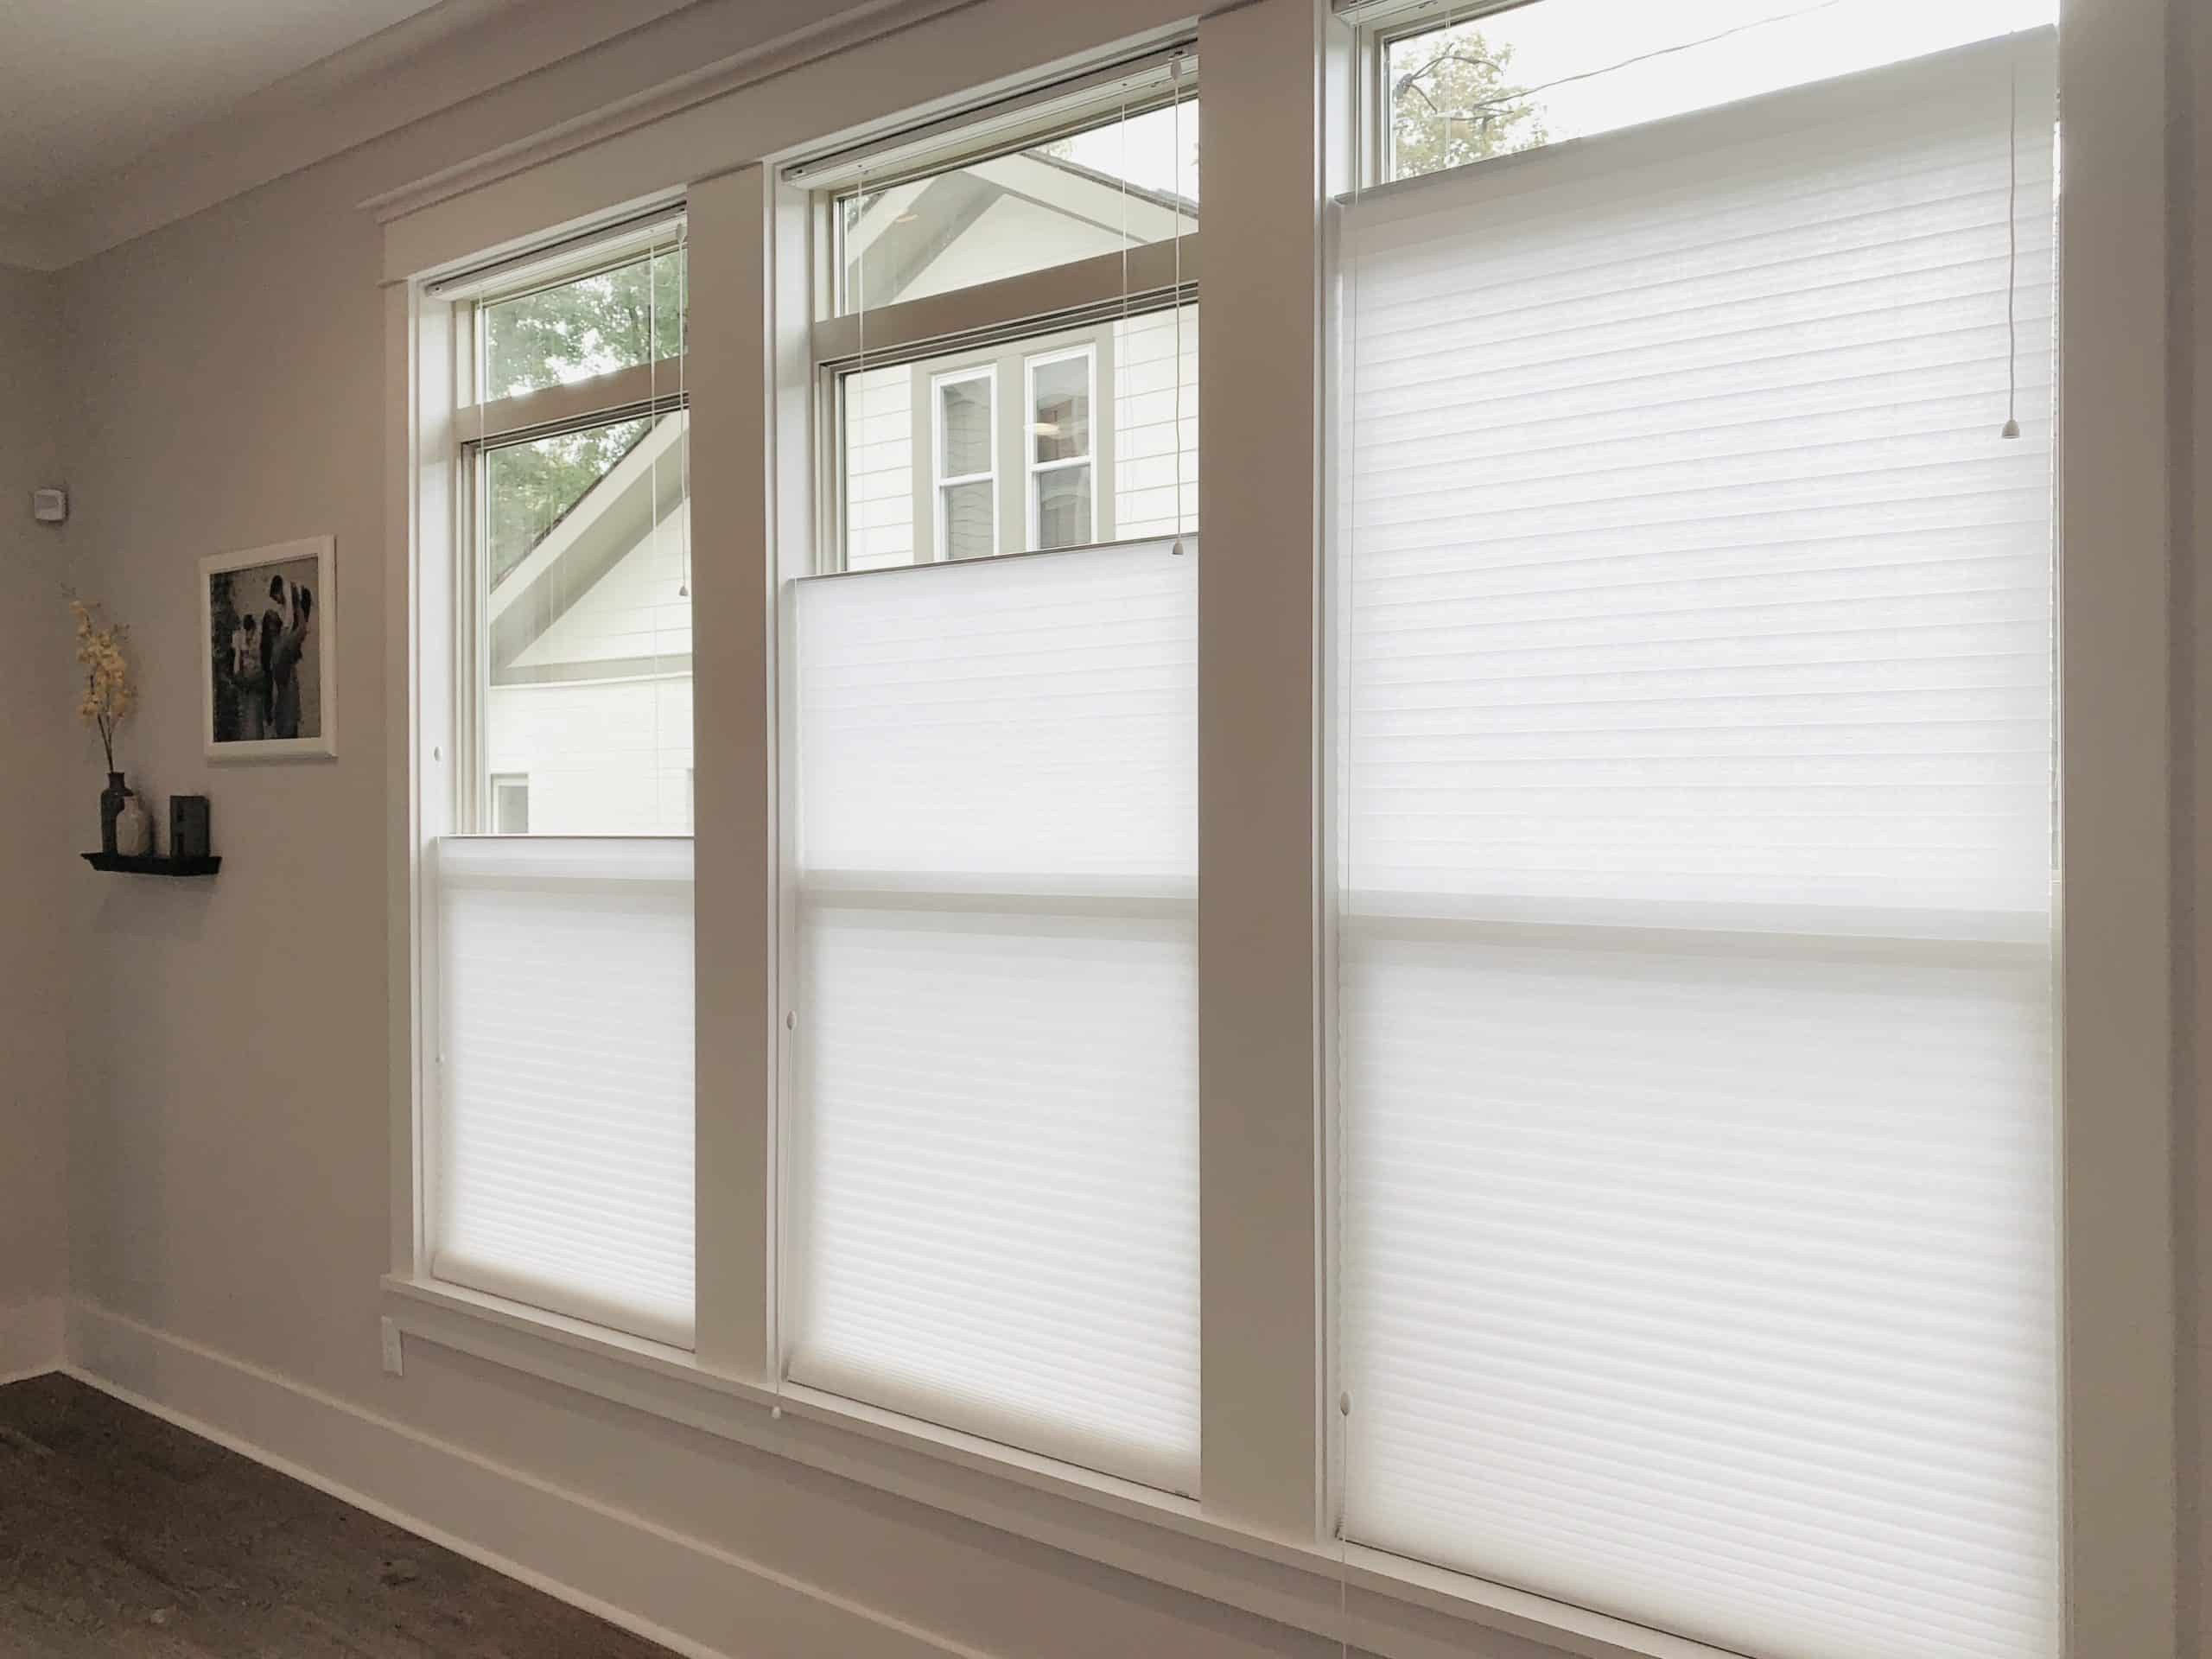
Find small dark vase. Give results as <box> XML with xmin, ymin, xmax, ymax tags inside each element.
<box><xmin>100</xmin><ymin>772</ymin><xmax>128</xmax><ymax>855</ymax></box>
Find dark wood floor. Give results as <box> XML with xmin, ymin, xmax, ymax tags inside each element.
<box><xmin>0</xmin><ymin>1372</ymin><xmax>672</xmax><ymax>1657</ymax></box>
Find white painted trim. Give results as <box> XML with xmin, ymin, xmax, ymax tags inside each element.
<box><xmin>378</xmin><ymin>1275</ymin><xmax>1723</xmax><ymax>1659</ymax></box>
<box><xmin>0</xmin><ymin>1298</ymin><xmax>65</xmax><ymax>1384</ymax></box>
<box><xmin>2054</xmin><ymin>0</ymin><xmax>2180</xmax><ymax>1653</ymax></box>
<box><xmin>65</xmin><ymin>1299</ymin><xmax>978</xmax><ymax>1659</ymax></box>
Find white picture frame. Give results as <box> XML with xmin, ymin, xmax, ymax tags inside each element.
<box><xmin>201</xmin><ymin>536</ymin><xmax>338</xmax><ymax>761</ymax></box>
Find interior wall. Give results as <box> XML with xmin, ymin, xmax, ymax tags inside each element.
<box><xmin>0</xmin><ymin>264</ymin><xmax>73</xmax><ymax>1338</ymax></box>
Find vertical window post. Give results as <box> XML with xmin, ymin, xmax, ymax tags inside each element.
<box><xmin>1196</xmin><ymin>0</ymin><xmax>1332</xmax><ymax>1537</ymax></box>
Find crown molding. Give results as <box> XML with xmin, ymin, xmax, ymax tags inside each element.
<box><xmin>14</xmin><ymin>0</ymin><xmax>703</xmax><ymax>270</ymax></box>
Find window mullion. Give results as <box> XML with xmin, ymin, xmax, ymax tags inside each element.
<box><xmin>1194</xmin><ymin>0</ymin><xmax>1330</xmax><ymax>1539</ymax></box>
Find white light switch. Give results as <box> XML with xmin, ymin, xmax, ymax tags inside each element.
<box><xmin>379</xmin><ymin>1316</ymin><xmax>404</xmax><ymax>1376</ymax></box>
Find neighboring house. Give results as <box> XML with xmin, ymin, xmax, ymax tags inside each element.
<box><xmin>486</xmin><ymin>414</ymin><xmax>694</xmax><ymax>836</ymax></box>
<box><xmin>489</xmin><ymin>148</ymin><xmax>1198</xmax><ymax>833</ymax></box>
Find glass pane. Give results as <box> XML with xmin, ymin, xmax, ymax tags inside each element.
<box><xmin>480</xmin><ymin>243</ymin><xmax>685</xmax><ymax>401</ymax></box>
<box><xmin>941</xmin><ymin>480</ymin><xmax>995</xmax><ymax>560</ymax></box>
<box><xmin>938</xmin><ymin>377</ymin><xmax>994</xmax><ymax>478</ymax></box>
<box><xmin>1031</xmin><ymin>355</ymin><xmax>1090</xmax><ymax>463</ymax></box>
<box><xmin>485</xmin><ymin>419</ymin><xmax>652</xmax><ymax>589</ymax></box>
<box><xmin>844</xmin><ymin>364</ymin><xmax>915</xmax><ymax>571</ymax></box>
<box><xmin>1112</xmin><ymin>303</ymin><xmax>1197</xmax><ymax>540</ymax></box>
<box><xmin>482</xmin><ymin>410</ymin><xmax>692</xmax><ymax>834</ymax></box>
<box><xmin>1384</xmin><ymin>0</ymin><xmax>2056</xmax><ymax>181</ymax></box>
<box><xmin>1034</xmin><ymin>465</ymin><xmax>1091</xmax><ymax>551</ymax></box>
<box><xmin>838</xmin><ymin>97</ymin><xmax>1198</xmax><ymax>313</ymax></box>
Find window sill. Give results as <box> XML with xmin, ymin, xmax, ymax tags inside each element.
<box><xmin>382</xmin><ymin>1275</ymin><xmax>1732</xmax><ymax>1659</ymax></box>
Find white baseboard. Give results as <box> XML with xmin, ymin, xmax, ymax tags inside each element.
<box><xmin>66</xmin><ymin>1300</ymin><xmax>982</xmax><ymax>1659</ymax></box>
<box><xmin>0</xmin><ymin>1296</ymin><xmax>65</xmax><ymax>1384</ymax></box>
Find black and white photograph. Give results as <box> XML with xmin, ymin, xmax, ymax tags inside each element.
<box><xmin>200</xmin><ymin>537</ymin><xmax>337</xmax><ymax>760</ymax></box>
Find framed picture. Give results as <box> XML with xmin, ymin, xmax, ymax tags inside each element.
<box><xmin>201</xmin><ymin>536</ymin><xmax>337</xmax><ymax>761</ymax></box>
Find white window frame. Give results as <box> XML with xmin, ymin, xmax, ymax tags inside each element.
<box><xmin>930</xmin><ymin>364</ymin><xmax>1000</xmax><ymax>560</ymax></box>
<box><xmin>1023</xmin><ymin>344</ymin><xmax>1098</xmax><ymax>550</ymax></box>
<box><xmin>382</xmin><ymin>5</ymin><xmax>2177</xmax><ymax>1659</ymax></box>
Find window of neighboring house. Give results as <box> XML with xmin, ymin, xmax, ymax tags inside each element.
<box><xmin>429</xmin><ymin>214</ymin><xmax>697</xmax><ymax>1354</ymax></box>
<box><xmin>1375</xmin><ymin>0</ymin><xmax>2059</xmax><ymax>183</ymax></box>
<box><xmin>489</xmin><ymin>772</ymin><xmax>531</xmax><ymax>834</ymax></box>
<box><xmin>932</xmin><ymin>367</ymin><xmax>998</xmax><ymax>559</ymax></box>
<box><xmin>806</xmin><ymin>50</ymin><xmax>1198</xmax><ymax>571</ymax></box>
<box><xmin>1027</xmin><ymin>346</ymin><xmax>1095</xmax><ymax>550</ymax></box>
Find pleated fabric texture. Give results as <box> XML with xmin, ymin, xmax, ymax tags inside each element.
<box><xmin>435</xmin><ymin>835</ymin><xmax>697</xmax><ymax>1349</ymax></box>
<box><xmin>790</xmin><ymin>539</ymin><xmax>1199</xmax><ymax>1493</ymax></box>
<box><xmin>1337</xmin><ymin>34</ymin><xmax>2060</xmax><ymax>1659</ymax></box>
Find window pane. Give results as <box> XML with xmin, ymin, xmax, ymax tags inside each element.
<box><xmin>839</xmin><ymin>311</ymin><xmax>1198</xmax><ymax>570</ymax></box>
<box><xmin>1342</xmin><ymin>33</ymin><xmax>2059</xmax><ymax>1659</ymax></box>
<box><xmin>1111</xmin><ymin>303</ymin><xmax>1197</xmax><ymax>540</ymax></box>
<box><xmin>1031</xmin><ymin>355</ymin><xmax>1090</xmax><ymax>463</ymax></box>
<box><xmin>938</xmin><ymin>376</ymin><xmax>994</xmax><ymax>477</ymax></box>
<box><xmin>483</xmin><ymin>410</ymin><xmax>692</xmax><ymax>834</ymax></box>
<box><xmin>838</xmin><ymin>98</ymin><xmax>1198</xmax><ymax>313</ymax></box>
<box><xmin>790</xmin><ymin>541</ymin><xmax>1198</xmax><ymax>1491</ymax></box>
<box><xmin>1384</xmin><ymin>0</ymin><xmax>2056</xmax><ymax>181</ymax></box>
<box><xmin>941</xmin><ymin>480</ymin><xmax>995</xmax><ymax>560</ymax></box>
<box><xmin>1034</xmin><ymin>466</ymin><xmax>1090</xmax><ymax>550</ymax></box>
<box><xmin>844</xmin><ymin>365</ymin><xmax>915</xmax><ymax>571</ymax></box>
<box><xmin>480</xmin><ymin>243</ymin><xmax>686</xmax><ymax>401</ymax></box>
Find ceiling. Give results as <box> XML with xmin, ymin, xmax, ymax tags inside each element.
<box><xmin>0</xmin><ymin>0</ymin><xmax>462</xmax><ymax>213</ymax></box>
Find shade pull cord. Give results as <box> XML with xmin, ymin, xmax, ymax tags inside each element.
<box><xmin>1338</xmin><ymin>1389</ymin><xmax>1355</xmax><ymax>1659</ymax></box>
<box><xmin>2000</xmin><ymin>40</ymin><xmax>2021</xmax><ymax>441</ymax></box>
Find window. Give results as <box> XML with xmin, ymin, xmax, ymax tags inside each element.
<box><xmin>489</xmin><ymin>772</ymin><xmax>531</xmax><ymax>834</ymax></box>
<box><xmin>1027</xmin><ymin>347</ymin><xmax>1095</xmax><ymax>549</ymax></box>
<box><xmin>430</xmin><ymin>217</ymin><xmax>697</xmax><ymax>1347</ymax></box>
<box><xmin>806</xmin><ymin>51</ymin><xmax>1198</xmax><ymax>571</ymax></box>
<box><xmin>785</xmin><ymin>56</ymin><xmax>1202</xmax><ymax>1488</ymax></box>
<box><xmin>931</xmin><ymin>367</ymin><xmax>998</xmax><ymax>559</ymax></box>
<box><xmin>1339</xmin><ymin>21</ymin><xmax>2060</xmax><ymax>1659</ymax></box>
<box><xmin>1376</xmin><ymin>0</ymin><xmax>2058</xmax><ymax>182</ymax></box>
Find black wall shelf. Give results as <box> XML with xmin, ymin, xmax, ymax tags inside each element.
<box><xmin>82</xmin><ymin>853</ymin><xmax>221</xmax><ymax>877</ymax></box>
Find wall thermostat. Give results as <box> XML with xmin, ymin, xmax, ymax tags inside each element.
<box><xmin>31</xmin><ymin>488</ymin><xmax>67</xmax><ymax>524</ymax></box>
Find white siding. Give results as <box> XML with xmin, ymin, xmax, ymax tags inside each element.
<box><xmin>843</xmin><ymin>365</ymin><xmax>913</xmax><ymax>569</ymax></box>
<box><xmin>512</xmin><ymin>503</ymin><xmax>692</xmax><ymax>670</ymax></box>
<box><xmin>486</xmin><ymin>676</ymin><xmax>694</xmax><ymax>835</ymax></box>
<box><xmin>1113</xmin><ymin>304</ymin><xmax>1198</xmax><ymax>538</ymax></box>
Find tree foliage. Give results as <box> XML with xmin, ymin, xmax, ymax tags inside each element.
<box><xmin>1388</xmin><ymin>23</ymin><xmax>1546</xmax><ymax>179</ymax></box>
<box><xmin>479</xmin><ymin>248</ymin><xmax>685</xmax><ymax>588</ymax></box>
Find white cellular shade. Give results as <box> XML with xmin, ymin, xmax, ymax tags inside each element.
<box><xmin>434</xmin><ymin>836</ymin><xmax>696</xmax><ymax>1347</ymax></box>
<box><xmin>1338</xmin><ymin>35</ymin><xmax>2058</xmax><ymax>1659</ymax></box>
<box><xmin>791</xmin><ymin>540</ymin><xmax>1198</xmax><ymax>1491</ymax></box>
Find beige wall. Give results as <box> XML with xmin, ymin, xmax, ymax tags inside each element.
<box><xmin>0</xmin><ymin>264</ymin><xmax>72</xmax><ymax>1320</ymax></box>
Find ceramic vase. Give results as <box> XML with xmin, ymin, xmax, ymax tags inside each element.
<box><xmin>99</xmin><ymin>771</ymin><xmax>128</xmax><ymax>855</ymax></box>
